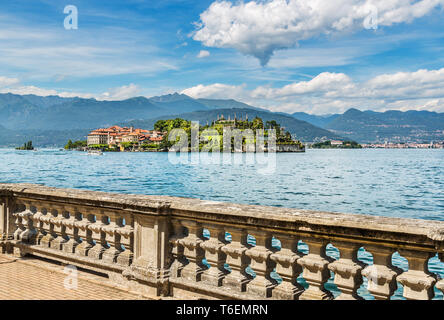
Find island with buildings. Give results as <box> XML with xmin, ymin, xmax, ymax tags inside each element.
<box><xmin>72</xmin><ymin>115</ymin><xmax>305</xmax><ymax>153</ymax></box>
<box><xmin>309</xmin><ymin>140</ymin><xmax>362</xmax><ymax>149</ymax></box>
<box><xmin>85</xmin><ymin>125</ymin><xmax>165</xmax><ymax>152</ymax></box>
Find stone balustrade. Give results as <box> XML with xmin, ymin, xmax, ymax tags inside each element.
<box><xmin>1</xmin><ymin>183</ymin><xmax>444</xmax><ymax>300</ymax></box>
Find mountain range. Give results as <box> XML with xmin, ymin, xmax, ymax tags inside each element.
<box><xmin>122</xmin><ymin>108</ymin><xmax>342</xmax><ymax>142</ymax></box>
<box><xmin>291</xmin><ymin>108</ymin><xmax>444</xmax><ymax>143</ymax></box>
<box><xmin>0</xmin><ymin>92</ymin><xmax>262</xmax><ymax>130</ymax></box>
<box><xmin>0</xmin><ymin>92</ymin><xmax>443</xmax><ymax>146</ymax></box>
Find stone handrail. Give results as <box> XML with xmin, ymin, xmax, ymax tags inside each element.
<box><xmin>0</xmin><ymin>183</ymin><xmax>443</xmax><ymax>300</ymax></box>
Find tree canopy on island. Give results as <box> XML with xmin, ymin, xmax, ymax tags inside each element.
<box><xmin>154</xmin><ymin>116</ymin><xmax>304</xmax><ymax>151</ymax></box>
<box><xmin>16</xmin><ymin>141</ymin><xmax>34</xmax><ymax>150</ymax></box>
<box><xmin>64</xmin><ymin>140</ymin><xmax>87</xmax><ymax>150</ymax></box>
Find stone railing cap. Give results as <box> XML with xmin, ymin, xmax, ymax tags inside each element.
<box><xmin>1</xmin><ymin>183</ymin><xmax>444</xmax><ymax>245</ymax></box>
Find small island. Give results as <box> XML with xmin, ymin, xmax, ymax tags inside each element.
<box><xmin>73</xmin><ymin>116</ymin><xmax>305</xmax><ymax>153</ymax></box>
<box><xmin>155</xmin><ymin>115</ymin><xmax>305</xmax><ymax>152</ymax></box>
<box><xmin>16</xmin><ymin>141</ymin><xmax>34</xmax><ymax>151</ymax></box>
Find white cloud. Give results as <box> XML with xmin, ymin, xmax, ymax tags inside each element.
<box><xmin>3</xmin><ymin>68</ymin><xmax>444</xmax><ymax>114</ymax></box>
<box><xmin>1</xmin><ymin>86</ymin><xmax>59</xmax><ymax>97</ymax></box>
<box><xmin>0</xmin><ymin>76</ymin><xmax>19</xmax><ymax>87</ymax></box>
<box><xmin>99</xmin><ymin>83</ymin><xmax>141</xmax><ymax>100</ymax></box>
<box><xmin>0</xmin><ymin>79</ymin><xmax>140</xmax><ymax>101</ymax></box>
<box><xmin>181</xmin><ymin>68</ymin><xmax>444</xmax><ymax>113</ymax></box>
<box><xmin>0</xmin><ymin>17</ymin><xmax>178</xmax><ymax>81</ymax></box>
<box><xmin>197</xmin><ymin>50</ymin><xmax>211</xmax><ymax>58</ymax></box>
<box><xmin>252</xmin><ymin>73</ymin><xmax>355</xmax><ymax>98</ymax></box>
<box><xmin>182</xmin><ymin>83</ymin><xmax>247</xmax><ymax>99</ymax></box>
<box><xmin>193</xmin><ymin>0</ymin><xmax>444</xmax><ymax>65</ymax></box>
<box><xmin>0</xmin><ymin>85</ymin><xmax>97</xmax><ymax>99</ymax></box>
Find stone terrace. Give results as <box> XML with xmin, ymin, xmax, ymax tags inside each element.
<box><xmin>0</xmin><ymin>255</ymin><xmax>149</xmax><ymax>300</ymax></box>
<box><xmin>1</xmin><ymin>183</ymin><xmax>444</xmax><ymax>300</ymax></box>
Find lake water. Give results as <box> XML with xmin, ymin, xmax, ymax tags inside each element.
<box><xmin>1</xmin><ymin>148</ymin><xmax>443</xmax><ymax>299</ymax></box>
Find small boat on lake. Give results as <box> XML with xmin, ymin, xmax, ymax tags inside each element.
<box><xmin>87</xmin><ymin>150</ymin><xmax>103</xmax><ymax>156</ymax></box>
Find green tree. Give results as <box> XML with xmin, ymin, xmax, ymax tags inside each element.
<box><xmin>249</xmin><ymin>117</ymin><xmax>263</xmax><ymax>130</ymax></box>
<box><xmin>64</xmin><ymin>140</ymin><xmax>73</xmax><ymax>150</ymax></box>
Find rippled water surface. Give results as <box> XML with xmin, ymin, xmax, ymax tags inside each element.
<box><xmin>1</xmin><ymin>148</ymin><xmax>442</xmax><ymax>220</ymax></box>
<box><xmin>1</xmin><ymin>148</ymin><xmax>443</xmax><ymax>299</ymax></box>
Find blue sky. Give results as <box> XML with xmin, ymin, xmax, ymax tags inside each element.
<box><xmin>0</xmin><ymin>0</ymin><xmax>443</xmax><ymax>114</ymax></box>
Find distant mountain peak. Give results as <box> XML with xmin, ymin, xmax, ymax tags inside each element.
<box><xmin>125</xmin><ymin>96</ymin><xmax>150</xmax><ymax>102</ymax></box>
<box><xmin>149</xmin><ymin>92</ymin><xmax>192</xmax><ymax>103</ymax></box>
<box><xmin>344</xmin><ymin>108</ymin><xmax>362</xmax><ymax>115</ymax></box>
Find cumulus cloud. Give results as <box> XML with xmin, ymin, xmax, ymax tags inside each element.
<box><xmin>197</xmin><ymin>50</ymin><xmax>211</xmax><ymax>58</ymax></box>
<box><xmin>182</xmin><ymin>83</ymin><xmax>247</xmax><ymax>99</ymax></box>
<box><xmin>193</xmin><ymin>0</ymin><xmax>444</xmax><ymax>65</ymax></box>
<box><xmin>182</xmin><ymin>68</ymin><xmax>444</xmax><ymax>113</ymax></box>
<box><xmin>252</xmin><ymin>73</ymin><xmax>355</xmax><ymax>99</ymax></box>
<box><xmin>99</xmin><ymin>83</ymin><xmax>141</xmax><ymax>100</ymax></box>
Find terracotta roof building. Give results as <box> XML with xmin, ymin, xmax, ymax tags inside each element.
<box><xmin>87</xmin><ymin>126</ymin><xmax>164</xmax><ymax>147</ymax></box>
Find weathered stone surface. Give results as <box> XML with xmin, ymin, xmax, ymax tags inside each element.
<box><xmin>270</xmin><ymin>234</ymin><xmax>304</xmax><ymax>300</ymax></box>
<box><xmin>0</xmin><ymin>183</ymin><xmax>444</xmax><ymax>300</ymax></box>
<box><xmin>245</xmin><ymin>230</ymin><xmax>277</xmax><ymax>298</ymax></box>
<box><xmin>328</xmin><ymin>241</ymin><xmax>365</xmax><ymax>300</ymax></box>
<box><xmin>178</xmin><ymin>220</ymin><xmax>206</xmax><ymax>282</ymax></box>
<box><xmin>298</xmin><ymin>238</ymin><xmax>334</xmax><ymax>300</ymax></box>
<box><xmin>221</xmin><ymin>227</ymin><xmax>252</xmax><ymax>292</ymax></box>
<box><xmin>362</xmin><ymin>245</ymin><xmax>402</xmax><ymax>300</ymax></box>
<box><xmin>200</xmin><ymin>224</ymin><xmax>229</xmax><ymax>287</ymax></box>
<box><xmin>397</xmin><ymin>249</ymin><xmax>437</xmax><ymax>300</ymax></box>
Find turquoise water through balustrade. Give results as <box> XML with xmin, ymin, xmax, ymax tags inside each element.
<box><xmin>0</xmin><ymin>148</ymin><xmax>443</xmax><ymax>299</ymax></box>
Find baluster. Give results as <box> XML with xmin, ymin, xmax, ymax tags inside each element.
<box><xmin>178</xmin><ymin>220</ymin><xmax>206</xmax><ymax>282</ymax></box>
<box><xmin>40</xmin><ymin>209</ymin><xmax>58</xmax><ymax>247</ymax></box>
<box><xmin>169</xmin><ymin>221</ymin><xmax>187</xmax><ymax>278</ymax></box>
<box><xmin>270</xmin><ymin>234</ymin><xmax>304</xmax><ymax>300</ymax></box>
<box><xmin>32</xmin><ymin>209</ymin><xmax>46</xmax><ymax>245</ymax></box>
<box><xmin>63</xmin><ymin>211</ymin><xmax>82</xmax><ymax>253</ymax></box>
<box><xmin>12</xmin><ymin>206</ymin><xmax>25</xmax><ymax>240</ymax></box>
<box><xmin>298</xmin><ymin>238</ymin><xmax>334</xmax><ymax>300</ymax></box>
<box><xmin>362</xmin><ymin>245</ymin><xmax>402</xmax><ymax>300</ymax></box>
<box><xmin>18</xmin><ymin>208</ymin><xmax>36</xmax><ymax>244</ymax></box>
<box><xmin>102</xmin><ymin>214</ymin><xmax>120</xmax><ymax>264</ymax></box>
<box><xmin>75</xmin><ymin>213</ymin><xmax>94</xmax><ymax>256</ymax></box>
<box><xmin>328</xmin><ymin>241</ymin><xmax>365</xmax><ymax>300</ymax></box>
<box><xmin>201</xmin><ymin>224</ymin><xmax>228</xmax><ymax>287</ymax></box>
<box><xmin>436</xmin><ymin>253</ymin><xmax>444</xmax><ymax>298</ymax></box>
<box><xmin>245</xmin><ymin>230</ymin><xmax>277</xmax><ymax>298</ymax></box>
<box><xmin>50</xmin><ymin>210</ymin><xmax>69</xmax><ymax>250</ymax></box>
<box><xmin>222</xmin><ymin>227</ymin><xmax>252</xmax><ymax>292</ymax></box>
<box><xmin>397</xmin><ymin>249</ymin><xmax>437</xmax><ymax>300</ymax></box>
<box><xmin>88</xmin><ymin>214</ymin><xmax>108</xmax><ymax>260</ymax></box>
<box><xmin>116</xmin><ymin>215</ymin><xmax>134</xmax><ymax>266</ymax></box>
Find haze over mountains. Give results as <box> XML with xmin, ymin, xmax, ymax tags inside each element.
<box><xmin>291</xmin><ymin>109</ymin><xmax>444</xmax><ymax>143</ymax></box>
<box><xmin>0</xmin><ymin>92</ymin><xmax>443</xmax><ymax>146</ymax></box>
<box><xmin>0</xmin><ymin>92</ymin><xmax>258</xmax><ymax>130</ymax></box>
<box><xmin>123</xmin><ymin>108</ymin><xmax>342</xmax><ymax>142</ymax></box>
